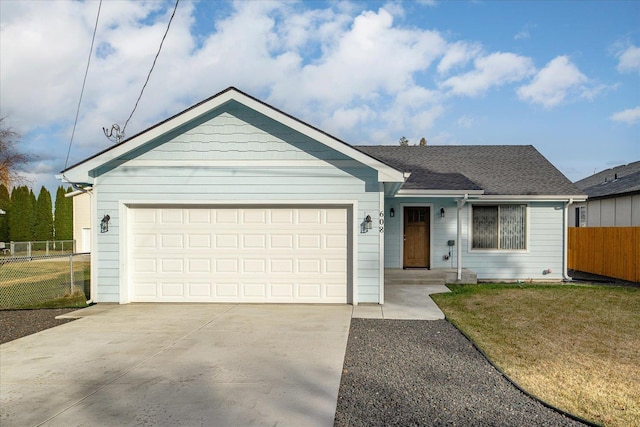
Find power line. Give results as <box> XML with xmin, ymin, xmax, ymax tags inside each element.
<box><xmin>64</xmin><ymin>0</ymin><xmax>102</xmax><ymax>171</ymax></box>
<box><xmin>108</xmin><ymin>0</ymin><xmax>180</xmax><ymax>143</ymax></box>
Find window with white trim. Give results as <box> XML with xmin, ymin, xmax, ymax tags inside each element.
<box><xmin>472</xmin><ymin>205</ymin><xmax>527</xmax><ymax>250</ymax></box>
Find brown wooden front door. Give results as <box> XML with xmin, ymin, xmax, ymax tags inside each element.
<box><xmin>403</xmin><ymin>207</ymin><xmax>430</xmax><ymax>268</ymax></box>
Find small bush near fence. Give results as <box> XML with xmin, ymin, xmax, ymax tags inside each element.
<box><xmin>0</xmin><ymin>254</ymin><xmax>90</xmax><ymax>309</ymax></box>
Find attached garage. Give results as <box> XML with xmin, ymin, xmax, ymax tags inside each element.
<box><xmin>126</xmin><ymin>205</ymin><xmax>350</xmax><ymax>303</ymax></box>
<box><xmin>62</xmin><ymin>88</ymin><xmax>406</xmax><ymax>304</ymax></box>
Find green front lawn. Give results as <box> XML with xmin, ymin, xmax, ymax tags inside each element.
<box><xmin>432</xmin><ymin>283</ymin><xmax>640</xmax><ymax>427</ymax></box>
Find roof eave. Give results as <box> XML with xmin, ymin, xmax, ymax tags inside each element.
<box><xmin>474</xmin><ymin>194</ymin><xmax>587</xmax><ymax>202</ymax></box>
<box><xmin>395</xmin><ymin>189</ymin><xmax>485</xmax><ymax>197</ymax></box>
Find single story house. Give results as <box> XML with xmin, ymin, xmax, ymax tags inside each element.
<box><xmin>569</xmin><ymin>161</ymin><xmax>640</xmax><ymax>227</ymax></box>
<box><xmin>61</xmin><ymin>87</ymin><xmax>585</xmax><ymax>305</ymax></box>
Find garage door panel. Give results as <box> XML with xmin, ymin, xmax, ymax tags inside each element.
<box><xmin>187</xmin><ymin>210</ymin><xmax>211</xmax><ymax>224</ymax></box>
<box><xmin>271</xmin><ymin>283</ymin><xmax>294</xmax><ymax>298</ymax></box>
<box><xmin>188</xmin><ymin>234</ymin><xmax>211</xmax><ymax>248</ymax></box>
<box><xmin>299</xmin><ymin>284</ymin><xmax>322</xmax><ymax>298</ymax></box>
<box><xmin>187</xmin><ymin>258</ymin><xmax>211</xmax><ymax>273</ymax></box>
<box><xmin>215</xmin><ymin>210</ymin><xmax>239</xmax><ymax>223</ymax></box>
<box><xmin>216</xmin><ymin>259</ymin><xmax>239</xmax><ymax>273</ymax></box>
<box><xmin>213</xmin><ymin>282</ymin><xmax>239</xmax><ymax>297</ymax></box>
<box><xmin>243</xmin><ymin>283</ymin><xmax>267</xmax><ymax>298</ymax></box>
<box><xmin>297</xmin><ymin>235</ymin><xmax>321</xmax><ymax>249</ymax></box>
<box><xmin>129</xmin><ymin>207</ymin><xmax>348</xmax><ymax>303</ymax></box>
<box><xmin>161</xmin><ymin>282</ymin><xmax>184</xmax><ymax>297</ymax></box>
<box><xmin>243</xmin><ymin>234</ymin><xmax>266</xmax><ymax>248</ymax></box>
<box><xmin>215</xmin><ymin>234</ymin><xmax>239</xmax><ymax>248</ymax></box>
<box><xmin>160</xmin><ymin>209</ymin><xmax>183</xmax><ymax>223</ymax></box>
<box><xmin>133</xmin><ymin>234</ymin><xmax>156</xmax><ymax>248</ymax></box>
<box><xmin>270</xmin><ymin>209</ymin><xmax>294</xmax><ymax>223</ymax></box>
<box><xmin>188</xmin><ymin>282</ymin><xmax>212</xmax><ymax>297</ymax></box>
<box><xmin>270</xmin><ymin>234</ymin><xmax>294</xmax><ymax>248</ymax></box>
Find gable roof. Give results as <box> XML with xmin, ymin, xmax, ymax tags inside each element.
<box><xmin>61</xmin><ymin>87</ymin><xmax>405</xmax><ymax>184</ymax></box>
<box><xmin>356</xmin><ymin>145</ymin><xmax>585</xmax><ymax>197</ymax></box>
<box><xmin>574</xmin><ymin>161</ymin><xmax>640</xmax><ymax>199</ymax></box>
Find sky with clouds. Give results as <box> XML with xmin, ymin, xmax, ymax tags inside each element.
<box><xmin>1</xmin><ymin>0</ymin><xmax>638</xmax><ymax>196</ymax></box>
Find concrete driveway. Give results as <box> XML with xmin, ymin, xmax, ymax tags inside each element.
<box><xmin>0</xmin><ymin>303</ymin><xmax>352</xmax><ymax>427</ymax></box>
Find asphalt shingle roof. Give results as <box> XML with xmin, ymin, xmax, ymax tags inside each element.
<box><xmin>356</xmin><ymin>145</ymin><xmax>583</xmax><ymax>196</ymax></box>
<box><xmin>574</xmin><ymin>161</ymin><xmax>640</xmax><ymax>199</ymax></box>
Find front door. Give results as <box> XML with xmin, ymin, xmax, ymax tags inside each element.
<box><xmin>403</xmin><ymin>207</ymin><xmax>430</xmax><ymax>268</ymax></box>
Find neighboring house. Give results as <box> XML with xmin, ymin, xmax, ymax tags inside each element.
<box><xmin>61</xmin><ymin>87</ymin><xmax>585</xmax><ymax>305</ymax></box>
<box><xmin>66</xmin><ymin>189</ymin><xmax>92</xmax><ymax>253</ymax></box>
<box><xmin>570</xmin><ymin>161</ymin><xmax>640</xmax><ymax>227</ymax></box>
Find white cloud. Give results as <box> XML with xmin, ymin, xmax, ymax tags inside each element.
<box><xmin>517</xmin><ymin>56</ymin><xmax>588</xmax><ymax>108</ymax></box>
<box><xmin>610</xmin><ymin>107</ymin><xmax>640</xmax><ymax>125</ymax></box>
<box><xmin>270</xmin><ymin>7</ymin><xmax>447</xmax><ymax>116</ymax></box>
<box><xmin>440</xmin><ymin>52</ymin><xmax>535</xmax><ymax>97</ymax></box>
<box><xmin>323</xmin><ymin>105</ymin><xmax>376</xmax><ymax>132</ymax></box>
<box><xmin>437</xmin><ymin>41</ymin><xmax>482</xmax><ymax>75</ymax></box>
<box><xmin>616</xmin><ymin>45</ymin><xmax>640</xmax><ymax>74</ymax></box>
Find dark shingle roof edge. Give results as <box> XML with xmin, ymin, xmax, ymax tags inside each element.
<box><xmin>356</xmin><ymin>145</ymin><xmax>585</xmax><ymax>197</ymax></box>
<box><xmin>574</xmin><ymin>161</ymin><xmax>640</xmax><ymax>198</ymax></box>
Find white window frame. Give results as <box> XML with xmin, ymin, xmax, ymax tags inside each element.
<box><xmin>470</xmin><ymin>204</ymin><xmax>529</xmax><ymax>252</ymax></box>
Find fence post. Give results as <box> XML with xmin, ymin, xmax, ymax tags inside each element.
<box><xmin>69</xmin><ymin>254</ymin><xmax>75</xmax><ymax>293</ymax></box>
<box><xmin>46</xmin><ymin>241</ymin><xmax>50</xmax><ymax>256</ymax></box>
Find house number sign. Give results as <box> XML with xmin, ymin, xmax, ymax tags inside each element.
<box><xmin>379</xmin><ymin>211</ymin><xmax>384</xmax><ymax>233</ymax></box>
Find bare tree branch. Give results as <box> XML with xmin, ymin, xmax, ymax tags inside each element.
<box><xmin>0</xmin><ymin>117</ymin><xmax>30</xmax><ymax>189</ymax></box>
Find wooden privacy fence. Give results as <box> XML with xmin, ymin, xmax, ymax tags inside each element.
<box><xmin>568</xmin><ymin>227</ymin><xmax>640</xmax><ymax>283</ymax></box>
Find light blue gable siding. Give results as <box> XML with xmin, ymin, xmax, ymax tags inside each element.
<box><xmin>93</xmin><ymin>101</ymin><xmax>382</xmax><ymax>303</ymax></box>
<box><xmin>384</xmin><ymin>197</ymin><xmax>566</xmax><ymax>281</ymax></box>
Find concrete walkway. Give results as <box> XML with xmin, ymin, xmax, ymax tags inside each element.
<box><xmin>1</xmin><ymin>304</ymin><xmax>351</xmax><ymax>427</ymax></box>
<box><xmin>353</xmin><ymin>284</ymin><xmax>450</xmax><ymax>320</ymax></box>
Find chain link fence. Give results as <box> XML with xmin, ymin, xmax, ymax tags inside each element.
<box><xmin>0</xmin><ymin>240</ymin><xmax>75</xmax><ymax>258</ymax></box>
<box><xmin>0</xmin><ymin>254</ymin><xmax>90</xmax><ymax>309</ymax></box>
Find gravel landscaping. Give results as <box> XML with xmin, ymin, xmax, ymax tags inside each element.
<box><xmin>0</xmin><ymin>308</ymin><xmax>78</xmax><ymax>344</ymax></box>
<box><xmin>334</xmin><ymin>318</ymin><xmax>588</xmax><ymax>427</ymax></box>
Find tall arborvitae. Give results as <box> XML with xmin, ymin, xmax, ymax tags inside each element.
<box><xmin>35</xmin><ymin>186</ymin><xmax>54</xmax><ymax>242</ymax></box>
<box><xmin>54</xmin><ymin>186</ymin><xmax>73</xmax><ymax>241</ymax></box>
<box><xmin>29</xmin><ymin>188</ymin><xmax>37</xmax><ymax>241</ymax></box>
<box><xmin>9</xmin><ymin>185</ymin><xmax>34</xmax><ymax>241</ymax></box>
<box><xmin>0</xmin><ymin>184</ymin><xmax>10</xmax><ymax>242</ymax></box>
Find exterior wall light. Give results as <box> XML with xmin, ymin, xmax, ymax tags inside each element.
<box><xmin>440</xmin><ymin>207</ymin><xmax>445</xmax><ymax>218</ymax></box>
<box><xmin>101</xmin><ymin>214</ymin><xmax>111</xmax><ymax>233</ymax></box>
<box><xmin>389</xmin><ymin>208</ymin><xmax>395</xmax><ymax>217</ymax></box>
<box><xmin>365</xmin><ymin>214</ymin><xmax>372</xmax><ymax>231</ymax></box>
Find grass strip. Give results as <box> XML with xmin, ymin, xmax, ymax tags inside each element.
<box><xmin>431</xmin><ymin>283</ymin><xmax>640</xmax><ymax>427</ymax></box>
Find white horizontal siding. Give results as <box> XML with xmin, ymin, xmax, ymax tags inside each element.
<box><xmin>93</xmin><ymin>102</ymin><xmax>383</xmax><ymax>303</ymax></box>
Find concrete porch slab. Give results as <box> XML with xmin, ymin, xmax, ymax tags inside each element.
<box><xmin>352</xmin><ymin>285</ymin><xmax>450</xmax><ymax>320</ymax></box>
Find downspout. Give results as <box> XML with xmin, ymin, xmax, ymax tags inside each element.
<box><xmin>457</xmin><ymin>194</ymin><xmax>468</xmax><ymax>281</ymax></box>
<box><xmin>562</xmin><ymin>198</ymin><xmax>574</xmax><ymax>281</ymax></box>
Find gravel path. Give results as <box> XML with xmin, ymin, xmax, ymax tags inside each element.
<box><xmin>334</xmin><ymin>318</ymin><xmax>587</xmax><ymax>427</ymax></box>
<box><xmin>0</xmin><ymin>308</ymin><xmax>78</xmax><ymax>344</ymax></box>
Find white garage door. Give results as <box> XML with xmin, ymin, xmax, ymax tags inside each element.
<box><xmin>128</xmin><ymin>206</ymin><xmax>348</xmax><ymax>303</ymax></box>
